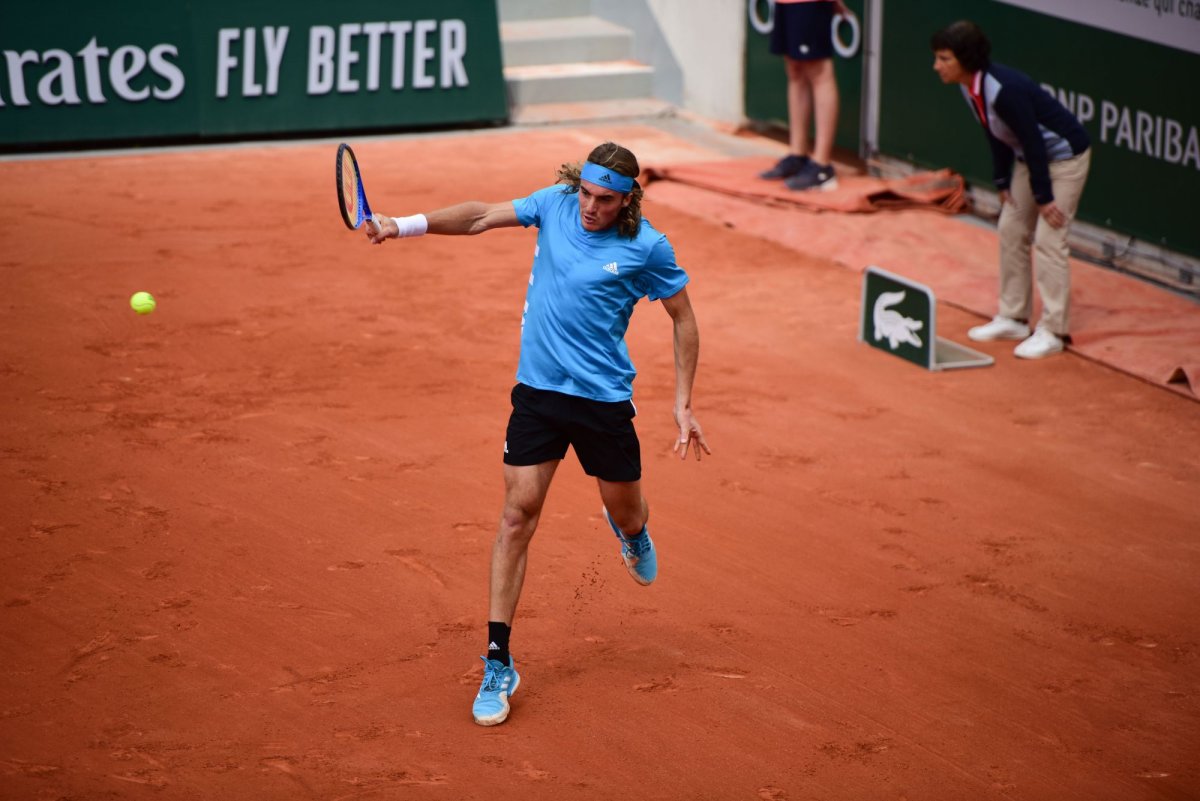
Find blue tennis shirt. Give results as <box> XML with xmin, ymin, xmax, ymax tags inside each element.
<box><xmin>511</xmin><ymin>184</ymin><xmax>689</xmax><ymax>402</ymax></box>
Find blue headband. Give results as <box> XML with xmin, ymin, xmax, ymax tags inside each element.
<box><xmin>581</xmin><ymin>161</ymin><xmax>635</xmax><ymax>193</ymax></box>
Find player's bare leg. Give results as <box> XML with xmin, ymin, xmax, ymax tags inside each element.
<box><xmin>474</xmin><ymin>460</ymin><xmax>558</xmax><ymax>726</ymax></box>
<box><xmin>599</xmin><ymin>479</ymin><xmax>657</xmax><ymax>585</ymax></box>
<box><xmin>598</xmin><ymin>478</ymin><xmax>647</xmax><ymax>534</ymax></box>
<box><xmin>491</xmin><ymin>460</ymin><xmax>559</xmax><ymax>623</ymax></box>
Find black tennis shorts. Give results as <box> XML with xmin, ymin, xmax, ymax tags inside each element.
<box><xmin>503</xmin><ymin>383</ymin><xmax>642</xmax><ymax>483</ymax></box>
<box><xmin>770</xmin><ymin>1</ymin><xmax>835</xmax><ymax>61</ymax></box>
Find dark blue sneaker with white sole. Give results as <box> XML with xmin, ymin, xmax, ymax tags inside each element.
<box><xmin>472</xmin><ymin>656</ymin><xmax>519</xmax><ymax>726</ymax></box>
<box><xmin>603</xmin><ymin>507</ymin><xmax>657</xmax><ymax>586</ymax></box>
<box><xmin>785</xmin><ymin>161</ymin><xmax>838</xmax><ymax>191</ymax></box>
<box><xmin>760</xmin><ymin>154</ymin><xmax>810</xmax><ymax>180</ymax></box>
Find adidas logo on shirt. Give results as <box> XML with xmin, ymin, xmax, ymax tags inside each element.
<box><xmin>602</xmin><ymin>262</ymin><xmax>619</xmax><ymax>275</ymax></box>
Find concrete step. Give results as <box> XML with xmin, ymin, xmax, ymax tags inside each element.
<box><xmin>498</xmin><ymin>0</ymin><xmax>590</xmax><ymax>23</ymax></box>
<box><xmin>509</xmin><ymin>97</ymin><xmax>675</xmax><ymax>126</ymax></box>
<box><xmin>505</xmin><ymin>60</ymin><xmax>655</xmax><ymax>106</ymax></box>
<box><xmin>501</xmin><ymin>16</ymin><xmax>634</xmax><ymax>67</ymax></box>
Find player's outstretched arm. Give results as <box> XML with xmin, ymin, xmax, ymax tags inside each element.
<box><xmin>661</xmin><ymin>287</ymin><xmax>712</xmax><ymax>461</ymax></box>
<box><xmin>367</xmin><ymin>202</ymin><xmax>520</xmax><ymax>244</ymax></box>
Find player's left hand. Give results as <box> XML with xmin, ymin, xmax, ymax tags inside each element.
<box><xmin>673</xmin><ymin>409</ymin><xmax>711</xmax><ymax>461</ymax></box>
<box><xmin>1039</xmin><ymin>201</ymin><xmax>1067</xmax><ymax>229</ymax></box>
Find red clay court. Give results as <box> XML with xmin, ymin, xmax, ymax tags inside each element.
<box><xmin>1</xmin><ymin>121</ymin><xmax>1198</xmax><ymax>800</ymax></box>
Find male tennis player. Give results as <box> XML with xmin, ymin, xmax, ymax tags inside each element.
<box><xmin>365</xmin><ymin>141</ymin><xmax>710</xmax><ymax>726</ymax></box>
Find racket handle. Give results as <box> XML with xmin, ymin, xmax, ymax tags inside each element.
<box><xmin>365</xmin><ymin>214</ymin><xmax>382</xmax><ymax>236</ymax></box>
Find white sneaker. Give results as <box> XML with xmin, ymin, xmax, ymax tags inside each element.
<box><xmin>968</xmin><ymin>316</ymin><xmax>1031</xmax><ymax>342</ymax></box>
<box><xmin>1014</xmin><ymin>328</ymin><xmax>1064</xmax><ymax>359</ymax></box>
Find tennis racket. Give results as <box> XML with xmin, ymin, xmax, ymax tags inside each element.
<box><xmin>335</xmin><ymin>143</ymin><xmax>379</xmax><ymax>234</ymax></box>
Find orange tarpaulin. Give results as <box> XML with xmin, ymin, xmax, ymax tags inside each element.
<box><xmin>643</xmin><ymin>158</ymin><xmax>967</xmax><ymax>214</ymax></box>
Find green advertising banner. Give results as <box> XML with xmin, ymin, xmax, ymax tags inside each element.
<box><xmin>878</xmin><ymin>0</ymin><xmax>1200</xmax><ymax>259</ymax></box>
<box><xmin>0</xmin><ymin>0</ymin><xmax>507</xmax><ymax>150</ymax></box>
<box><xmin>743</xmin><ymin>0</ymin><xmax>866</xmax><ymax>154</ymax></box>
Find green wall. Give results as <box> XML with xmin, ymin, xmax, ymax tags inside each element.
<box><xmin>0</xmin><ymin>0</ymin><xmax>507</xmax><ymax>150</ymax></box>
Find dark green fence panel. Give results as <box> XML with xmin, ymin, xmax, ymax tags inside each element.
<box><xmin>0</xmin><ymin>0</ymin><xmax>507</xmax><ymax>150</ymax></box>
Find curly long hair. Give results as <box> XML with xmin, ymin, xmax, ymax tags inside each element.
<box><xmin>555</xmin><ymin>141</ymin><xmax>643</xmax><ymax>239</ymax></box>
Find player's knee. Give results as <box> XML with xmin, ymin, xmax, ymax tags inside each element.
<box><xmin>499</xmin><ymin>503</ymin><xmax>539</xmax><ymax>540</ymax></box>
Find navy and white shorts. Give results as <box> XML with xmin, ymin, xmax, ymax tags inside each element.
<box><xmin>503</xmin><ymin>383</ymin><xmax>641</xmax><ymax>483</ymax></box>
<box><xmin>770</xmin><ymin>1</ymin><xmax>836</xmax><ymax>61</ymax></box>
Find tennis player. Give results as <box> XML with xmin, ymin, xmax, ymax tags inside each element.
<box><xmin>366</xmin><ymin>141</ymin><xmax>711</xmax><ymax>726</ymax></box>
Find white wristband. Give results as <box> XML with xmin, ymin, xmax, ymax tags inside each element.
<box><xmin>391</xmin><ymin>214</ymin><xmax>428</xmax><ymax>238</ymax></box>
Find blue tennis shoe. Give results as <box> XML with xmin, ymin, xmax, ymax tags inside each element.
<box><xmin>473</xmin><ymin>656</ymin><xmax>520</xmax><ymax>726</ymax></box>
<box><xmin>604</xmin><ymin>507</ymin><xmax>657</xmax><ymax>586</ymax></box>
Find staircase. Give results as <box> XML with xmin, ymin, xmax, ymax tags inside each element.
<box><xmin>498</xmin><ymin>0</ymin><xmax>672</xmax><ymax>124</ymax></box>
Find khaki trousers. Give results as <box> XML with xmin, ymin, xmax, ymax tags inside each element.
<box><xmin>996</xmin><ymin>149</ymin><xmax>1091</xmax><ymax>335</ymax></box>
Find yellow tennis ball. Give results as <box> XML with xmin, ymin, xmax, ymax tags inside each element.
<box><xmin>130</xmin><ymin>291</ymin><xmax>156</xmax><ymax>315</ymax></box>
